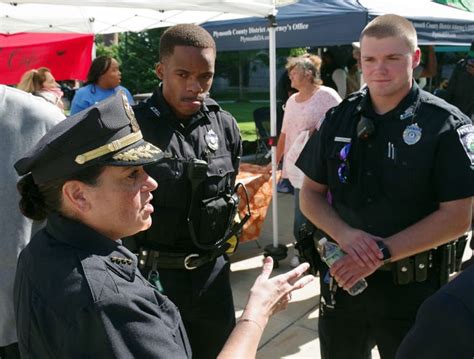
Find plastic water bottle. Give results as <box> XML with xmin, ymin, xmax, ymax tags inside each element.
<box><xmin>317</xmin><ymin>237</ymin><xmax>368</xmax><ymax>296</ymax></box>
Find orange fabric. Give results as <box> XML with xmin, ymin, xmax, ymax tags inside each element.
<box><xmin>236</xmin><ymin>163</ymin><xmax>280</xmax><ymax>242</ymax></box>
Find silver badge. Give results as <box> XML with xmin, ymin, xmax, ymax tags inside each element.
<box><xmin>403</xmin><ymin>123</ymin><xmax>422</xmax><ymax>145</ymax></box>
<box><xmin>205</xmin><ymin>129</ymin><xmax>219</xmax><ymax>151</ymax></box>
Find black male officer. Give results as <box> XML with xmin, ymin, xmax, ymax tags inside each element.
<box><xmin>130</xmin><ymin>24</ymin><xmax>242</xmax><ymax>359</ymax></box>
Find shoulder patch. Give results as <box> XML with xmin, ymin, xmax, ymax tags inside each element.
<box><xmin>457</xmin><ymin>124</ymin><xmax>474</xmax><ymax>166</ymax></box>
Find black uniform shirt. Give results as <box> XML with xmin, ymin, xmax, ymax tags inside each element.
<box><xmin>296</xmin><ymin>83</ymin><xmax>474</xmax><ymax>237</ymax></box>
<box><xmin>14</xmin><ymin>214</ymin><xmax>191</xmax><ymax>358</ymax></box>
<box><xmin>133</xmin><ymin>88</ymin><xmax>242</xmax><ymax>251</ymax></box>
<box><xmin>396</xmin><ymin>264</ymin><xmax>474</xmax><ymax>359</ymax></box>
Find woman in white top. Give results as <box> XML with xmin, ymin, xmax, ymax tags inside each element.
<box><xmin>276</xmin><ymin>54</ymin><xmax>342</xmax><ymax>264</ymax></box>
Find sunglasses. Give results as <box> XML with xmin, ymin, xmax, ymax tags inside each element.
<box><xmin>337</xmin><ymin>143</ymin><xmax>351</xmax><ymax>184</ymax></box>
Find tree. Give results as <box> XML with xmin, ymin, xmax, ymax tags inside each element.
<box><xmin>95</xmin><ymin>29</ymin><xmax>164</xmax><ymax>95</ymax></box>
<box><xmin>118</xmin><ymin>29</ymin><xmax>164</xmax><ymax>94</ymax></box>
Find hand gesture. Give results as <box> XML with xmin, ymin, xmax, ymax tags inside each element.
<box><xmin>243</xmin><ymin>257</ymin><xmax>314</xmax><ymax>324</ymax></box>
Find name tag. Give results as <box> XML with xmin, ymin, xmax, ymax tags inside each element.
<box><xmin>334</xmin><ymin>136</ymin><xmax>351</xmax><ymax>143</ymax></box>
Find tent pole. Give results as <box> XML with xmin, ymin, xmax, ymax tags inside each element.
<box><xmin>264</xmin><ymin>14</ymin><xmax>288</xmax><ymax>267</ymax></box>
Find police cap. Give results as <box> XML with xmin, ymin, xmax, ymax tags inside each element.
<box><xmin>15</xmin><ymin>91</ymin><xmax>163</xmax><ymax>184</ymax></box>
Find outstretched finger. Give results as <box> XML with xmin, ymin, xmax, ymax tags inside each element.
<box><xmin>290</xmin><ymin>274</ymin><xmax>315</xmax><ymax>291</ymax></box>
<box><xmin>259</xmin><ymin>256</ymin><xmax>274</xmax><ymax>281</ymax></box>
<box><xmin>281</xmin><ymin>262</ymin><xmax>311</xmax><ymax>284</ymax></box>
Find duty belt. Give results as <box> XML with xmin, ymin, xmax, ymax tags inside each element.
<box><xmin>138</xmin><ymin>244</ymin><xmax>229</xmax><ymax>271</ymax></box>
<box><xmin>376</xmin><ymin>235</ymin><xmax>468</xmax><ymax>285</ymax></box>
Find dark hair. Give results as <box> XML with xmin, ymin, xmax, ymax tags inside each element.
<box><xmin>159</xmin><ymin>24</ymin><xmax>216</xmax><ymax>62</ymax></box>
<box><xmin>86</xmin><ymin>56</ymin><xmax>114</xmax><ymax>85</ymax></box>
<box><xmin>17</xmin><ymin>165</ymin><xmax>104</xmax><ymax>221</ymax></box>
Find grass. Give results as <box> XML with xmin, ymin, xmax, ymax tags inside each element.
<box><xmin>218</xmin><ymin>100</ymin><xmax>269</xmax><ymax>142</ymax></box>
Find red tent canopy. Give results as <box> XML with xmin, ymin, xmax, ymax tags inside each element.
<box><xmin>0</xmin><ymin>33</ymin><xmax>94</xmax><ymax>85</ymax></box>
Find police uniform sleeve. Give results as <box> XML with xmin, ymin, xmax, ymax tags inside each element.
<box><xmin>433</xmin><ymin>121</ymin><xmax>474</xmax><ymax>202</ymax></box>
<box><xmin>226</xmin><ymin>112</ymin><xmax>242</xmax><ymax>174</ymax></box>
<box><xmin>295</xmin><ymin>111</ymin><xmax>331</xmax><ymax>185</ymax></box>
<box><xmin>396</xmin><ymin>290</ymin><xmax>474</xmax><ymax>359</ymax></box>
<box><xmin>74</xmin><ymin>296</ymin><xmax>190</xmax><ymax>358</ymax></box>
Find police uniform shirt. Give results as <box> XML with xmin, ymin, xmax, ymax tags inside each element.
<box><xmin>396</xmin><ymin>264</ymin><xmax>474</xmax><ymax>359</ymax></box>
<box><xmin>132</xmin><ymin>87</ymin><xmax>242</xmax><ymax>251</ymax></box>
<box><xmin>296</xmin><ymin>83</ymin><xmax>474</xmax><ymax>238</ymax></box>
<box><xmin>14</xmin><ymin>214</ymin><xmax>191</xmax><ymax>358</ymax></box>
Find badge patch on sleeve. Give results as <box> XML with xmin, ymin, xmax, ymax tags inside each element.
<box><xmin>457</xmin><ymin>124</ymin><xmax>474</xmax><ymax>166</ymax></box>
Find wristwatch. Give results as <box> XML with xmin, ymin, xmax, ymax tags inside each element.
<box><xmin>376</xmin><ymin>241</ymin><xmax>392</xmax><ymax>264</ymax></box>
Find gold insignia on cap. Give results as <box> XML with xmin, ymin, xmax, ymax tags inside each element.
<box><xmin>74</xmin><ymin>131</ymin><xmax>143</xmax><ymax>165</ymax></box>
<box><xmin>121</xmin><ymin>92</ymin><xmax>140</xmax><ymax>132</ymax></box>
<box><xmin>113</xmin><ymin>144</ymin><xmax>162</xmax><ymax>162</ymax></box>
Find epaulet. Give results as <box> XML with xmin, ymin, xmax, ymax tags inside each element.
<box><xmin>346</xmin><ymin>87</ymin><xmax>367</xmax><ymax>103</ymax></box>
<box><xmin>132</xmin><ymin>100</ymin><xmax>148</xmax><ymax>112</ymax></box>
<box><xmin>420</xmin><ymin>91</ymin><xmax>466</xmax><ymax>117</ymax></box>
<box><xmin>204</xmin><ymin>96</ymin><xmax>221</xmax><ymax>112</ymax></box>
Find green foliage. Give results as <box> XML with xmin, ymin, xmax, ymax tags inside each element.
<box><xmin>117</xmin><ymin>29</ymin><xmax>164</xmax><ymax>94</ymax></box>
<box><xmin>94</xmin><ymin>29</ymin><xmax>165</xmax><ymax>95</ymax></box>
<box><xmin>95</xmin><ymin>42</ymin><xmax>119</xmax><ymax>59</ymax></box>
<box><xmin>288</xmin><ymin>47</ymin><xmax>308</xmax><ymax>57</ymax></box>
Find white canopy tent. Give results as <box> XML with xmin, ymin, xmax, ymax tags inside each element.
<box><xmin>0</xmin><ymin>1</ymin><xmax>282</xmax><ymax>34</ymax></box>
<box><xmin>0</xmin><ymin>0</ymin><xmax>289</xmax><ymax>258</ymax></box>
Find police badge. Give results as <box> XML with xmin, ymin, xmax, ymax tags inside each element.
<box><xmin>403</xmin><ymin>123</ymin><xmax>422</xmax><ymax>145</ymax></box>
<box><xmin>205</xmin><ymin>129</ymin><xmax>219</xmax><ymax>151</ymax></box>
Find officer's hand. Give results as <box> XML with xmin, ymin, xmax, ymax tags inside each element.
<box><xmin>244</xmin><ymin>257</ymin><xmax>315</xmax><ymax>322</ymax></box>
<box><xmin>330</xmin><ymin>255</ymin><xmax>382</xmax><ymax>291</ymax></box>
<box><xmin>336</xmin><ymin>228</ymin><xmax>383</xmax><ymax>267</ymax></box>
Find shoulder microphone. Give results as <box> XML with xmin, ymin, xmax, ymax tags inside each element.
<box><xmin>356</xmin><ymin>116</ymin><xmax>375</xmax><ymax>140</ymax></box>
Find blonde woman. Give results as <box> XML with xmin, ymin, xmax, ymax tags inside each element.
<box><xmin>275</xmin><ymin>54</ymin><xmax>342</xmax><ymax>264</ymax></box>
<box><xmin>17</xmin><ymin>67</ymin><xmax>64</xmax><ymax>112</ymax></box>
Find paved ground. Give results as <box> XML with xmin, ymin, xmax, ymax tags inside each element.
<box><xmin>229</xmin><ymin>192</ymin><xmax>381</xmax><ymax>358</ymax></box>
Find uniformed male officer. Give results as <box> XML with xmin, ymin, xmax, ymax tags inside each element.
<box><xmin>296</xmin><ymin>14</ymin><xmax>474</xmax><ymax>359</ymax></box>
<box><xmin>130</xmin><ymin>24</ymin><xmax>242</xmax><ymax>359</ymax></box>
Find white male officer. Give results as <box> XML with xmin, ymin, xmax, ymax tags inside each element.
<box><xmin>130</xmin><ymin>24</ymin><xmax>242</xmax><ymax>359</ymax></box>
<box><xmin>296</xmin><ymin>14</ymin><xmax>474</xmax><ymax>359</ymax></box>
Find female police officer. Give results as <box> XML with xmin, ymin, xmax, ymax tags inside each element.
<box><xmin>13</xmin><ymin>92</ymin><xmax>313</xmax><ymax>358</ymax></box>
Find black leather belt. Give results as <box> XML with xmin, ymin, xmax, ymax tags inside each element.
<box><xmin>138</xmin><ymin>245</ymin><xmax>228</xmax><ymax>271</ymax></box>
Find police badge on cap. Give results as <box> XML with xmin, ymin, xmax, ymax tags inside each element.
<box><xmin>15</xmin><ymin>91</ymin><xmax>164</xmax><ymax>184</ymax></box>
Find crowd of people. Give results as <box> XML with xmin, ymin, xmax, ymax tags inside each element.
<box><xmin>0</xmin><ymin>13</ymin><xmax>473</xmax><ymax>359</ymax></box>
